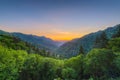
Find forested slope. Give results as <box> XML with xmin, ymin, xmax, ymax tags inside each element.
<box><xmin>0</xmin><ymin>32</ymin><xmax>120</xmax><ymax>80</ymax></box>
<box><xmin>0</xmin><ymin>34</ymin><xmax>51</xmax><ymax>57</ymax></box>
<box><xmin>56</xmin><ymin>24</ymin><xmax>120</xmax><ymax>58</ymax></box>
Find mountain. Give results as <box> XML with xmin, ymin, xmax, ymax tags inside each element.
<box><xmin>0</xmin><ymin>30</ymin><xmax>9</xmax><ymax>34</ymax></box>
<box><xmin>56</xmin><ymin>24</ymin><xmax>120</xmax><ymax>58</ymax></box>
<box><xmin>12</xmin><ymin>33</ymin><xmax>63</xmax><ymax>51</ymax></box>
<box><xmin>0</xmin><ymin>30</ymin><xmax>63</xmax><ymax>52</ymax></box>
<box><xmin>0</xmin><ymin>34</ymin><xmax>39</xmax><ymax>53</ymax></box>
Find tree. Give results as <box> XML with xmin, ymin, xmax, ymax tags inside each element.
<box><xmin>114</xmin><ymin>52</ymin><xmax>120</xmax><ymax>77</ymax></box>
<box><xmin>112</xmin><ymin>24</ymin><xmax>120</xmax><ymax>38</ymax></box>
<box><xmin>65</xmin><ymin>54</ymin><xmax>84</xmax><ymax>80</ymax></box>
<box><xmin>84</xmin><ymin>49</ymin><xmax>116</xmax><ymax>79</ymax></box>
<box><xmin>79</xmin><ymin>45</ymin><xmax>85</xmax><ymax>54</ymax></box>
<box><xmin>108</xmin><ymin>38</ymin><xmax>120</xmax><ymax>52</ymax></box>
<box><xmin>20</xmin><ymin>54</ymin><xmax>43</xmax><ymax>80</ymax></box>
<box><xmin>0</xmin><ymin>46</ymin><xmax>27</xmax><ymax>80</ymax></box>
<box><xmin>93</xmin><ymin>32</ymin><xmax>108</xmax><ymax>48</ymax></box>
<box><xmin>62</xmin><ymin>67</ymin><xmax>76</xmax><ymax>80</ymax></box>
<box><xmin>20</xmin><ymin>54</ymin><xmax>58</xmax><ymax>80</ymax></box>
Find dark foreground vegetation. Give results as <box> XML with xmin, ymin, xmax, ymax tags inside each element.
<box><xmin>0</xmin><ymin>28</ymin><xmax>120</xmax><ymax>80</ymax></box>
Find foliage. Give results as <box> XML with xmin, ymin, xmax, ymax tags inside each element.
<box><xmin>0</xmin><ymin>34</ymin><xmax>120</xmax><ymax>80</ymax></box>
<box><xmin>108</xmin><ymin>38</ymin><xmax>120</xmax><ymax>52</ymax></box>
<box><xmin>93</xmin><ymin>32</ymin><xmax>108</xmax><ymax>48</ymax></box>
<box><xmin>79</xmin><ymin>45</ymin><xmax>85</xmax><ymax>54</ymax></box>
<box><xmin>64</xmin><ymin>54</ymin><xmax>84</xmax><ymax>79</ymax></box>
<box><xmin>112</xmin><ymin>24</ymin><xmax>120</xmax><ymax>38</ymax></box>
<box><xmin>0</xmin><ymin>46</ymin><xmax>27</xmax><ymax>80</ymax></box>
<box><xmin>0</xmin><ymin>34</ymin><xmax>50</xmax><ymax>57</ymax></box>
<box><xmin>84</xmin><ymin>49</ymin><xmax>116</xmax><ymax>79</ymax></box>
<box><xmin>62</xmin><ymin>67</ymin><xmax>76</xmax><ymax>80</ymax></box>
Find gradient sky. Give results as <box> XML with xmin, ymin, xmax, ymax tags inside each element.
<box><xmin>0</xmin><ymin>0</ymin><xmax>120</xmax><ymax>41</ymax></box>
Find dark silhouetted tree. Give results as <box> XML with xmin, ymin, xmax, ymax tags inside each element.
<box><xmin>79</xmin><ymin>45</ymin><xmax>85</xmax><ymax>54</ymax></box>
<box><xmin>112</xmin><ymin>25</ymin><xmax>120</xmax><ymax>38</ymax></box>
<box><xmin>93</xmin><ymin>32</ymin><xmax>108</xmax><ymax>48</ymax></box>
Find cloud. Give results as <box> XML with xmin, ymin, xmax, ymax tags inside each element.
<box><xmin>0</xmin><ymin>25</ymin><xmax>9</xmax><ymax>31</ymax></box>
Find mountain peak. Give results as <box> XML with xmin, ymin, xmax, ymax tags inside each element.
<box><xmin>56</xmin><ymin>24</ymin><xmax>120</xmax><ymax>58</ymax></box>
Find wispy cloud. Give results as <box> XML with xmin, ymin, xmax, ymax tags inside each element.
<box><xmin>0</xmin><ymin>25</ymin><xmax>9</xmax><ymax>31</ymax></box>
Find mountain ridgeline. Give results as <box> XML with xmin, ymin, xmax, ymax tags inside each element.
<box><xmin>12</xmin><ymin>33</ymin><xmax>62</xmax><ymax>51</ymax></box>
<box><xmin>0</xmin><ymin>34</ymin><xmax>55</xmax><ymax>57</ymax></box>
<box><xmin>56</xmin><ymin>24</ymin><xmax>120</xmax><ymax>58</ymax></box>
<box><xmin>0</xmin><ymin>24</ymin><xmax>120</xmax><ymax>58</ymax></box>
<box><xmin>0</xmin><ymin>30</ymin><xmax>63</xmax><ymax>53</ymax></box>
<box><xmin>0</xmin><ymin>24</ymin><xmax>120</xmax><ymax>80</ymax></box>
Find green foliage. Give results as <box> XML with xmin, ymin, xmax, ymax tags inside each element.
<box><xmin>108</xmin><ymin>38</ymin><xmax>120</xmax><ymax>52</ymax></box>
<box><xmin>20</xmin><ymin>54</ymin><xmax>64</xmax><ymax>80</ymax></box>
<box><xmin>0</xmin><ymin>34</ymin><xmax>28</xmax><ymax>50</ymax></box>
<box><xmin>0</xmin><ymin>34</ymin><xmax>50</xmax><ymax>57</ymax></box>
<box><xmin>62</xmin><ymin>67</ymin><xmax>76</xmax><ymax>80</ymax></box>
<box><xmin>115</xmin><ymin>53</ymin><xmax>120</xmax><ymax>71</ymax></box>
<box><xmin>112</xmin><ymin>24</ymin><xmax>120</xmax><ymax>38</ymax></box>
<box><xmin>93</xmin><ymin>32</ymin><xmax>108</xmax><ymax>48</ymax></box>
<box><xmin>65</xmin><ymin>54</ymin><xmax>84</xmax><ymax>79</ymax></box>
<box><xmin>0</xmin><ymin>34</ymin><xmax>120</xmax><ymax>80</ymax></box>
<box><xmin>0</xmin><ymin>46</ymin><xmax>27</xmax><ymax>80</ymax></box>
<box><xmin>79</xmin><ymin>45</ymin><xmax>85</xmax><ymax>54</ymax></box>
<box><xmin>112</xmin><ymin>52</ymin><xmax>120</xmax><ymax>77</ymax></box>
<box><xmin>84</xmin><ymin>49</ymin><xmax>116</xmax><ymax>79</ymax></box>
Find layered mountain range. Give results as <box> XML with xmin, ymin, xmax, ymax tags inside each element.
<box><xmin>56</xmin><ymin>24</ymin><xmax>120</xmax><ymax>57</ymax></box>
<box><xmin>0</xmin><ymin>24</ymin><xmax>120</xmax><ymax>58</ymax></box>
<box><xmin>0</xmin><ymin>30</ymin><xmax>63</xmax><ymax>52</ymax></box>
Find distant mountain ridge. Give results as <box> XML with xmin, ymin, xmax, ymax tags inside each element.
<box><xmin>12</xmin><ymin>32</ymin><xmax>62</xmax><ymax>51</ymax></box>
<box><xmin>0</xmin><ymin>30</ymin><xmax>63</xmax><ymax>52</ymax></box>
<box><xmin>56</xmin><ymin>24</ymin><xmax>120</xmax><ymax>58</ymax></box>
<box><xmin>1</xmin><ymin>24</ymin><xmax>120</xmax><ymax>57</ymax></box>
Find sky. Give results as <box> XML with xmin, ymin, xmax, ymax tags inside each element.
<box><xmin>0</xmin><ymin>0</ymin><xmax>120</xmax><ymax>41</ymax></box>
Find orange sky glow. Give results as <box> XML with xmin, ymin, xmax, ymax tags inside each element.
<box><xmin>38</xmin><ymin>33</ymin><xmax>84</xmax><ymax>41</ymax></box>
<box><xmin>0</xmin><ymin>24</ymin><xmax>115</xmax><ymax>41</ymax></box>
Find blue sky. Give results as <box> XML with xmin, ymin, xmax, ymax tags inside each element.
<box><xmin>0</xmin><ymin>0</ymin><xmax>120</xmax><ymax>41</ymax></box>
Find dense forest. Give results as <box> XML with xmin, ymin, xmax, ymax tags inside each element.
<box><xmin>0</xmin><ymin>34</ymin><xmax>52</xmax><ymax>57</ymax></box>
<box><xmin>56</xmin><ymin>24</ymin><xmax>120</xmax><ymax>58</ymax></box>
<box><xmin>0</xmin><ymin>26</ymin><xmax>120</xmax><ymax>80</ymax></box>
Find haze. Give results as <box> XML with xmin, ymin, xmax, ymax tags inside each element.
<box><xmin>0</xmin><ymin>0</ymin><xmax>120</xmax><ymax>41</ymax></box>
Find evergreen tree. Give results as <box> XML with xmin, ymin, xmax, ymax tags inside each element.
<box><xmin>79</xmin><ymin>45</ymin><xmax>85</xmax><ymax>54</ymax></box>
<box><xmin>93</xmin><ymin>32</ymin><xmax>108</xmax><ymax>48</ymax></box>
<box><xmin>112</xmin><ymin>25</ymin><xmax>120</xmax><ymax>38</ymax></box>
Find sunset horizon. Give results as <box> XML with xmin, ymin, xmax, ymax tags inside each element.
<box><xmin>0</xmin><ymin>24</ymin><xmax>115</xmax><ymax>41</ymax></box>
<box><xmin>0</xmin><ymin>0</ymin><xmax>120</xmax><ymax>80</ymax></box>
<box><xmin>0</xmin><ymin>0</ymin><xmax>120</xmax><ymax>41</ymax></box>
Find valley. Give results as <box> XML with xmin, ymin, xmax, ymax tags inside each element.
<box><xmin>0</xmin><ymin>24</ymin><xmax>120</xmax><ymax>80</ymax></box>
